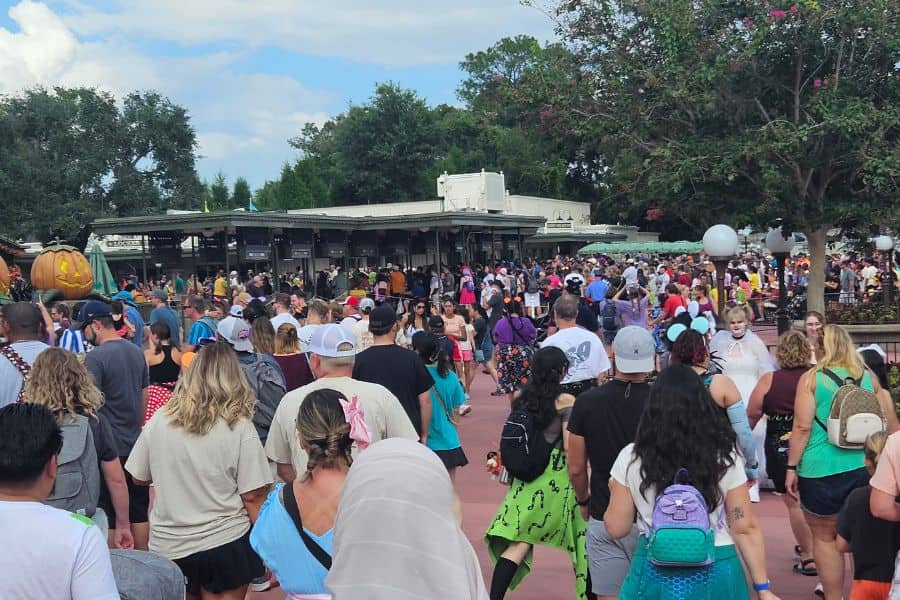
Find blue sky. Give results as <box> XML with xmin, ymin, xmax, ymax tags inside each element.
<box><xmin>0</xmin><ymin>1</ymin><xmax>557</xmax><ymax>190</ymax></box>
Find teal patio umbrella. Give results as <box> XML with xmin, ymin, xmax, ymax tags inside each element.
<box><xmin>88</xmin><ymin>243</ymin><xmax>118</xmax><ymax>296</ymax></box>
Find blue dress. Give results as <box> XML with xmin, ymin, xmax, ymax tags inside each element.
<box><xmin>249</xmin><ymin>483</ymin><xmax>333</xmax><ymax>597</ymax></box>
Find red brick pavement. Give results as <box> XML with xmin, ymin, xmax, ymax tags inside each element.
<box><xmin>255</xmin><ymin>329</ymin><xmax>849</xmax><ymax>599</ymax></box>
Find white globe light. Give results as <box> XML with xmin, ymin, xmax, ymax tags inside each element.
<box><xmin>765</xmin><ymin>227</ymin><xmax>795</xmax><ymax>255</ymax></box>
<box><xmin>875</xmin><ymin>235</ymin><xmax>895</xmax><ymax>251</ymax></box>
<box><xmin>703</xmin><ymin>224</ymin><xmax>739</xmax><ymax>258</ymax></box>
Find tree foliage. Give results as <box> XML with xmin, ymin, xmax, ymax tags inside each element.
<box><xmin>0</xmin><ymin>87</ymin><xmax>199</xmax><ymax>246</ymax></box>
<box><xmin>534</xmin><ymin>0</ymin><xmax>900</xmax><ymax>310</ymax></box>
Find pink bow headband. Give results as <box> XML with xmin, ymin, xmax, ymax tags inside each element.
<box><xmin>339</xmin><ymin>395</ymin><xmax>371</xmax><ymax>450</ymax></box>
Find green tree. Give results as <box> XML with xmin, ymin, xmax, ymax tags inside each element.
<box><xmin>0</xmin><ymin>87</ymin><xmax>199</xmax><ymax>246</ymax></box>
<box><xmin>540</xmin><ymin>0</ymin><xmax>900</xmax><ymax>312</ymax></box>
<box><xmin>208</xmin><ymin>172</ymin><xmax>230</xmax><ymax>211</ymax></box>
<box><xmin>292</xmin><ymin>83</ymin><xmax>438</xmax><ymax>204</ymax></box>
<box><xmin>232</xmin><ymin>177</ymin><xmax>252</xmax><ymax>210</ymax></box>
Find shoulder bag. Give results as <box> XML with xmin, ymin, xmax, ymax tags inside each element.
<box><xmin>282</xmin><ymin>484</ymin><xmax>332</xmax><ymax>570</ymax></box>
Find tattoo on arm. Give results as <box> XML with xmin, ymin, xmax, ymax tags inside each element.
<box><xmin>729</xmin><ymin>506</ymin><xmax>745</xmax><ymax>524</ymax></box>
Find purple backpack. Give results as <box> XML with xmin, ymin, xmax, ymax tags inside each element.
<box><xmin>646</xmin><ymin>468</ymin><xmax>717</xmax><ymax>567</ymax></box>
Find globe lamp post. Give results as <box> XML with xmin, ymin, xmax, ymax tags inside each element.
<box><xmin>703</xmin><ymin>224</ymin><xmax>739</xmax><ymax>322</ymax></box>
<box><xmin>765</xmin><ymin>227</ymin><xmax>795</xmax><ymax>335</ymax></box>
<box><xmin>875</xmin><ymin>235</ymin><xmax>895</xmax><ymax>307</ymax></box>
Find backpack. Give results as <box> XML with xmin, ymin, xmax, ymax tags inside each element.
<box><xmin>600</xmin><ymin>301</ymin><xmax>619</xmax><ymax>331</ymax></box>
<box><xmin>240</xmin><ymin>356</ymin><xmax>286</xmax><ymax>443</ymax></box>
<box><xmin>646</xmin><ymin>468</ymin><xmax>717</xmax><ymax>568</ymax></box>
<box><xmin>815</xmin><ymin>368</ymin><xmax>885</xmax><ymax>449</ymax></box>
<box><xmin>525</xmin><ymin>271</ymin><xmax>539</xmax><ymax>294</ymax></box>
<box><xmin>46</xmin><ymin>415</ymin><xmax>100</xmax><ymax>517</ymax></box>
<box><xmin>0</xmin><ymin>345</ymin><xmax>31</xmax><ymax>402</ymax></box>
<box><xmin>499</xmin><ymin>407</ymin><xmax>558</xmax><ymax>482</ymax></box>
<box><xmin>110</xmin><ymin>549</ymin><xmax>185</xmax><ymax>600</ymax></box>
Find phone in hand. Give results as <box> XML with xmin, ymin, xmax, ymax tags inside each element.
<box><xmin>31</xmin><ymin>290</ymin><xmax>41</xmax><ymax>304</ymax></box>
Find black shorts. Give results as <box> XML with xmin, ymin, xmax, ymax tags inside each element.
<box><xmin>174</xmin><ymin>530</ymin><xmax>263</xmax><ymax>595</ymax></box>
<box><xmin>798</xmin><ymin>467</ymin><xmax>869</xmax><ymax>517</ymax></box>
<box><xmin>763</xmin><ymin>414</ymin><xmax>793</xmax><ymax>493</ymax></box>
<box><xmin>434</xmin><ymin>447</ymin><xmax>469</xmax><ymax>470</ymax></box>
<box><xmin>101</xmin><ymin>456</ymin><xmax>150</xmax><ymax>525</ymax></box>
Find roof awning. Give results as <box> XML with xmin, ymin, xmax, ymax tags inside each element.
<box><xmin>578</xmin><ymin>240</ymin><xmax>703</xmax><ymax>255</ymax></box>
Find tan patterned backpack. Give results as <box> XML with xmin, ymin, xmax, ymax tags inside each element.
<box><xmin>815</xmin><ymin>368</ymin><xmax>885</xmax><ymax>449</ymax></box>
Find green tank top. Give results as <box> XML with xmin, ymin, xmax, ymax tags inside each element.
<box><xmin>797</xmin><ymin>367</ymin><xmax>870</xmax><ymax>479</ymax></box>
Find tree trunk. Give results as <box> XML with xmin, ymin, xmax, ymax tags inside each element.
<box><xmin>806</xmin><ymin>225</ymin><xmax>829</xmax><ymax>315</ymax></box>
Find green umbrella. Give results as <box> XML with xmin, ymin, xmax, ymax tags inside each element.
<box><xmin>88</xmin><ymin>243</ymin><xmax>118</xmax><ymax>296</ymax></box>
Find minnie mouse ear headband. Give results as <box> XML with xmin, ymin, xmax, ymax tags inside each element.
<box><xmin>858</xmin><ymin>344</ymin><xmax>886</xmax><ymax>360</ymax></box>
<box><xmin>666</xmin><ymin>316</ymin><xmax>711</xmax><ymax>342</ymax></box>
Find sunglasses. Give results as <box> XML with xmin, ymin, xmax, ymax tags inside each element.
<box><xmin>416</xmin><ymin>305</ymin><xmax>425</xmax><ymax>309</ymax></box>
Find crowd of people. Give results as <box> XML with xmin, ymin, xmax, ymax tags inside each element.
<box><xmin>0</xmin><ymin>248</ymin><xmax>898</xmax><ymax>600</ymax></box>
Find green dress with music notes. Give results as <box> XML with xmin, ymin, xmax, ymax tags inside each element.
<box><xmin>485</xmin><ymin>427</ymin><xmax>587</xmax><ymax>597</ymax></box>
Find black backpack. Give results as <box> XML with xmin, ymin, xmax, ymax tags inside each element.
<box><xmin>525</xmin><ymin>271</ymin><xmax>539</xmax><ymax>294</ymax></box>
<box><xmin>499</xmin><ymin>407</ymin><xmax>557</xmax><ymax>482</ymax></box>
<box><xmin>600</xmin><ymin>301</ymin><xmax>619</xmax><ymax>331</ymax></box>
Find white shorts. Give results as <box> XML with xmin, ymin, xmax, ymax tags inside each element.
<box><xmin>524</xmin><ymin>292</ymin><xmax>540</xmax><ymax>308</ymax></box>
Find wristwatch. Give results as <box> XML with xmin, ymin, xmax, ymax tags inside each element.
<box><xmin>576</xmin><ymin>495</ymin><xmax>590</xmax><ymax>507</ymax></box>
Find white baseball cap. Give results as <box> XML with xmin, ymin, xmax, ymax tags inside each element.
<box><xmin>612</xmin><ymin>326</ymin><xmax>655</xmax><ymax>373</ymax></box>
<box><xmin>359</xmin><ymin>297</ymin><xmax>376</xmax><ymax>314</ymax></box>
<box><xmin>217</xmin><ymin>316</ymin><xmax>253</xmax><ymax>352</ymax></box>
<box><xmin>307</xmin><ymin>324</ymin><xmax>356</xmax><ymax>358</ymax></box>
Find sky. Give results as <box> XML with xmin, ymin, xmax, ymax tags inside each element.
<box><xmin>0</xmin><ymin>0</ymin><xmax>557</xmax><ymax>190</ymax></box>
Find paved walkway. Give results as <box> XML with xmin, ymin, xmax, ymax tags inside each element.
<box><xmin>256</xmin><ymin>328</ymin><xmax>847</xmax><ymax>599</ymax></box>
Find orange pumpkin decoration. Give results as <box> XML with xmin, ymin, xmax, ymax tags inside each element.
<box><xmin>0</xmin><ymin>256</ymin><xmax>9</xmax><ymax>295</ymax></box>
<box><xmin>31</xmin><ymin>243</ymin><xmax>94</xmax><ymax>300</ymax></box>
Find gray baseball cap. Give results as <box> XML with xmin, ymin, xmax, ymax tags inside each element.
<box><xmin>612</xmin><ymin>326</ymin><xmax>655</xmax><ymax>374</ymax></box>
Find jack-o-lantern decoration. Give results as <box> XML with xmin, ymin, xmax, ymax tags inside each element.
<box><xmin>31</xmin><ymin>243</ymin><xmax>94</xmax><ymax>300</ymax></box>
<box><xmin>0</xmin><ymin>256</ymin><xmax>9</xmax><ymax>295</ymax></box>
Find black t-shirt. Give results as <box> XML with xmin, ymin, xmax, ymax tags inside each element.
<box><xmin>352</xmin><ymin>345</ymin><xmax>433</xmax><ymax>435</ymax></box>
<box><xmin>547</xmin><ymin>289</ymin><xmax>562</xmax><ymax>312</ymax></box>
<box><xmin>567</xmin><ymin>379</ymin><xmax>651</xmax><ymax>520</ymax></box>
<box><xmin>487</xmin><ymin>294</ymin><xmax>504</xmax><ymax>329</ymax></box>
<box><xmin>576</xmin><ymin>303</ymin><xmax>599</xmax><ymax>333</ymax></box>
<box><xmin>837</xmin><ymin>485</ymin><xmax>900</xmax><ymax>582</ymax></box>
<box><xmin>473</xmin><ymin>317</ymin><xmax>488</xmax><ymax>347</ymax></box>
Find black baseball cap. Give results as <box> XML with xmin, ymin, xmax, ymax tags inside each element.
<box><xmin>368</xmin><ymin>306</ymin><xmax>397</xmax><ymax>331</ymax></box>
<box><xmin>75</xmin><ymin>300</ymin><xmax>112</xmax><ymax>330</ymax></box>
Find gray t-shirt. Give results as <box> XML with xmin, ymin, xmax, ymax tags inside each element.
<box><xmin>0</xmin><ymin>341</ymin><xmax>50</xmax><ymax>408</ymax></box>
<box><xmin>86</xmin><ymin>339</ymin><xmax>149</xmax><ymax>457</ymax></box>
<box><xmin>148</xmin><ymin>306</ymin><xmax>181</xmax><ymax>345</ymax></box>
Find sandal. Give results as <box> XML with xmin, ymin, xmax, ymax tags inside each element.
<box><xmin>490</xmin><ymin>390</ymin><xmax>506</xmax><ymax>397</ymax></box>
<box><xmin>793</xmin><ymin>558</ymin><xmax>818</xmax><ymax>576</ymax></box>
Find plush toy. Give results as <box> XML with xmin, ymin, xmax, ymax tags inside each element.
<box><xmin>486</xmin><ymin>451</ymin><xmax>503</xmax><ymax>479</ymax></box>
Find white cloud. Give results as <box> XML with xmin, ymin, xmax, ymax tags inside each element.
<box><xmin>0</xmin><ymin>0</ymin><xmax>558</xmax><ymax>187</ymax></box>
<box><xmin>0</xmin><ymin>1</ymin><xmax>336</xmax><ymax>187</ymax></box>
<box><xmin>61</xmin><ymin>0</ymin><xmax>556</xmax><ymax>67</ymax></box>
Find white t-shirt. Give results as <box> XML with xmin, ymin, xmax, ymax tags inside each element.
<box><xmin>352</xmin><ymin>317</ymin><xmax>373</xmax><ymax>353</ymax></box>
<box><xmin>0</xmin><ymin>501</ymin><xmax>119</xmax><ymax>599</ymax></box>
<box><xmin>610</xmin><ymin>443</ymin><xmax>747</xmax><ymax>547</ymax></box>
<box><xmin>125</xmin><ymin>412</ymin><xmax>272</xmax><ymax>560</ymax></box>
<box><xmin>341</xmin><ymin>315</ymin><xmax>362</xmax><ymax>333</ymax></box>
<box><xmin>270</xmin><ymin>312</ymin><xmax>301</xmax><ymax>334</ymax></box>
<box><xmin>0</xmin><ymin>340</ymin><xmax>50</xmax><ymax>408</ymax></box>
<box><xmin>265</xmin><ymin>376</ymin><xmax>419</xmax><ymax>474</ymax></box>
<box><xmin>541</xmin><ymin>327</ymin><xmax>610</xmax><ymax>384</ymax></box>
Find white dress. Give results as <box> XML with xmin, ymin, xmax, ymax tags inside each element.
<box><xmin>709</xmin><ymin>330</ymin><xmax>775</xmax><ymax>488</ymax></box>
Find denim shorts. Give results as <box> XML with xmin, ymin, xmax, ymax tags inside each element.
<box><xmin>798</xmin><ymin>467</ymin><xmax>869</xmax><ymax>517</ymax></box>
<box><xmin>481</xmin><ymin>335</ymin><xmax>495</xmax><ymax>360</ymax></box>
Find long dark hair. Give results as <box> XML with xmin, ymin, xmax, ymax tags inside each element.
<box><xmin>860</xmin><ymin>349</ymin><xmax>890</xmax><ymax>389</ymax></box>
<box><xmin>412</xmin><ymin>331</ymin><xmax>451</xmax><ymax>378</ymax></box>
<box><xmin>514</xmin><ymin>346</ymin><xmax>568</xmax><ymax>429</ymax></box>
<box><xmin>149</xmin><ymin>321</ymin><xmax>172</xmax><ymax>353</ymax></box>
<box><xmin>633</xmin><ymin>363</ymin><xmax>737</xmax><ymax>509</ymax></box>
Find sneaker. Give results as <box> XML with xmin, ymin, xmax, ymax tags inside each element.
<box><xmin>249</xmin><ymin>575</ymin><xmax>271</xmax><ymax>592</ymax></box>
<box><xmin>458</xmin><ymin>404</ymin><xmax>472</xmax><ymax>416</ymax></box>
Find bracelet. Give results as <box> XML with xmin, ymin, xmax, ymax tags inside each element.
<box><xmin>752</xmin><ymin>580</ymin><xmax>771</xmax><ymax>592</ymax></box>
<box><xmin>785</xmin><ymin>465</ymin><xmax>797</xmax><ymax>471</ymax></box>
<box><xmin>576</xmin><ymin>495</ymin><xmax>590</xmax><ymax>507</ymax></box>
